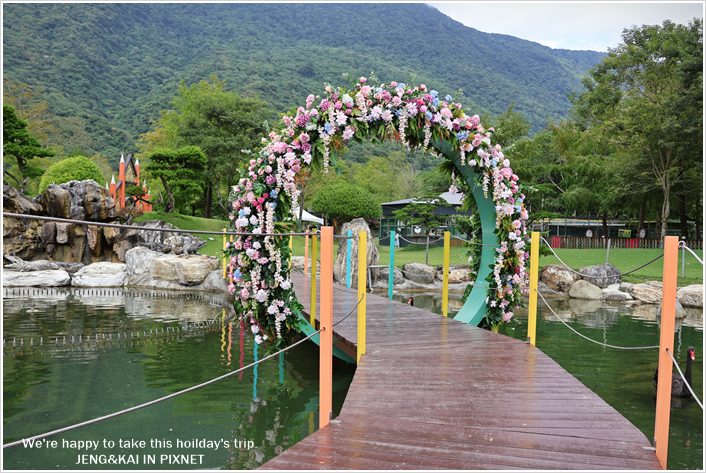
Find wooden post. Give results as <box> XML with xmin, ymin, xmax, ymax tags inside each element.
<box><xmin>527</xmin><ymin>231</ymin><xmax>540</xmax><ymax>345</ymax></box>
<box><xmin>346</xmin><ymin>230</ymin><xmax>352</xmax><ymax>288</ymax></box>
<box><xmin>654</xmin><ymin>235</ymin><xmax>679</xmax><ymax>469</ymax></box>
<box><xmin>310</xmin><ymin>232</ymin><xmax>317</xmax><ymax>327</ymax></box>
<box><xmin>388</xmin><ymin>230</ymin><xmax>395</xmax><ymax>300</ymax></box>
<box><xmin>357</xmin><ymin>231</ymin><xmax>367</xmax><ymax>363</ymax></box>
<box><xmin>222</xmin><ymin>229</ymin><xmax>227</xmax><ymax>279</ymax></box>
<box><xmin>442</xmin><ymin>231</ymin><xmax>450</xmax><ymax>317</ymax></box>
<box><xmin>319</xmin><ymin>226</ymin><xmax>333</xmax><ymax>429</ymax></box>
<box><xmin>304</xmin><ymin>232</ymin><xmax>309</xmax><ymax>275</ymax></box>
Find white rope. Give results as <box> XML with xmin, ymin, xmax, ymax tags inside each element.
<box><xmin>678</xmin><ymin>241</ymin><xmax>704</xmax><ymax>266</ymax></box>
<box><xmin>536</xmin><ymin>291</ymin><xmax>660</xmax><ymax>350</ymax></box>
<box><xmin>666</xmin><ymin>348</ymin><xmax>703</xmax><ymax>409</ymax></box>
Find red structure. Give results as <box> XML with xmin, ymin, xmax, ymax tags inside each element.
<box><xmin>109</xmin><ymin>153</ymin><xmax>152</xmax><ymax>211</ymax></box>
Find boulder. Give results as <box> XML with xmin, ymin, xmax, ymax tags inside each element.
<box><xmin>568</xmin><ymin>279</ymin><xmax>603</xmax><ymax>300</ymax></box>
<box><xmin>537</xmin><ymin>280</ymin><xmax>568</xmax><ymax>296</ymax></box>
<box><xmin>434</xmin><ymin>265</ymin><xmax>474</xmax><ymax>283</ymax></box>
<box><xmin>149</xmin><ymin>254</ymin><xmax>221</xmax><ymax>286</ymax></box>
<box><xmin>578</xmin><ymin>263</ymin><xmax>621</xmax><ymax>288</ymax></box>
<box><xmin>657</xmin><ymin>299</ymin><xmax>688</xmax><ymax>319</ymax></box>
<box><xmin>402</xmin><ymin>262</ymin><xmax>435</xmax><ymax>284</ymax></box>
<box><xmin>677</xmin><ymin>284</ymin><xmax>703</xmax><ymax>308</ymax></box>
<box><xmin>54</xmin><ymin>262</ymin><xmax>84</xmax><ymax>273</ymax></box>
<box><xmin>333</xmin><ymin>219</ymin><xmax>379</xmax><ymax>289</ymax></box>
<box><xmin>55</xmin><ymin>222</ymin><xmax>71</xmax><ymax>244</ymax></box>
<box><xmin>36</xmin><ymin>184</ymin><xmax>72</xmax><ymax>219</ymax></box>
<box><xmin>2</xmin><ymin>216</ymin><xmax>44</xmax><ymax>261</ymax></box>
<box><xmin>619</xmin><ymin>282</ymin><xmax>634</xmax><ymax>293</ymax></box>
<box><xmin>82</xmin><ymin>180</ymin><xmax>116</xmax><ymax>220</ymax></box>
<box><xmin>379</xmin><ymin>266</ymin><xmax>405</xmax><ymax>286</ymax></box>
<box><xmin>71</xmin><ymin>262</ymin><xmax>127</xmax><ymax>287</ymax></box>
<box><xmin>539</xmin><ymin>265</ymin><xmax>578</xmax><ymax>292</ymax></box>
<box><xmin>3</xmin><ymin>185</ymin><xmax>42</xmax><ymax>214</ymax></box>
<box><xmin>603</xmin><ymin>290</ymin><xmax>633</xmax><ymax>301</ymax></box>
<box><xmin>631</xmin><ymin>281</ymin><xmax>663</xmax><ymax>304</ymax></box>
<box><xmin>87</xmin><ymin>225</ymin><xmax>103</xmax><ymax>255</ymax></box>
<box><xmin>2</xmin><ymin>269</ymin><xmax>71</xmax><ymax>287</ymax></box>
<box><xmin>125</xmin><ymin>246</ymin><xmax>162</xmax><ymax>278</ymax></box>
<box><xmin>41</xmin><ymin>221</ymin><xmax>56</xmax><ymax>245</ymax></box>
<box><xmin>3</xmin><ymin>255</ymin><xmax>59</xmax><ymax>272</ymax></box>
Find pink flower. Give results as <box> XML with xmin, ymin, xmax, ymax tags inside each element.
<box><xmin>359</xmin><ymin>77</ymin><xmax>366</xmax><ymax>84</ymax></box>
<box><xmin>390</xmin><ymin>81</ymin><xmax>398</xmax><ymax>87</ymax></box>
<box><xmin>420</xmin><ymin>84</ymin><xmax>427</xmax><ymax>91</ymax></box>
<box><xmin>503</xmin><ymin>311</ymin><xmax>514</xmax><ymax>322</ymax></box>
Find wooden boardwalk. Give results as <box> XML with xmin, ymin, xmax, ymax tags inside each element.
<box><xmin>260</xmin><ymin>273</ymin><xmax>661</xmax><ymax>470</ymax></box>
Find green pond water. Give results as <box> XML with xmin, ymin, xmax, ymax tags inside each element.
<box><xmin>2</xmin><ymin>288</ymin><xmax>355</xmax><ymax>470</ymax></box>
<box><xmin>383</xmin><ymin>290</ymin><xmax>704</xmax><ymax>470</ymax></box>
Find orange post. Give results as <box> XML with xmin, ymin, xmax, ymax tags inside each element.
<box><xmin>654</xmin><ymin>236</ymin><xmax>679</xmax><ymax>468</ymax></box>
<box><xmin>319</xmin><ymin>226</ymin><xmax>334</xmax><ymax>429</ymax></box>
<box><xmin>118</xmin><ymin>154</ymin><xmax>126</xmax><ymax>209</ymax></box>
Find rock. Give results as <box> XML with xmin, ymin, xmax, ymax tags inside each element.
<box><xmin>603</xmin><ymin>290</ymin><xmax>633</xmax><ymax>301</ymax></box>
<box><xmin>53</xmin><ymin>262</ymin><xmax>84</xmax><ymax>273</ymax></box>
<box><xmin>82</xmin><ymin>180</ymin><xmax>116</xmax><ymax>220</ymax></box>
<box><xmin>379</xmin><ymin>266</ymin><xmax>405</xmax><ymax>285</ymax></box>
<box><xmin>401</xmin><ymin>262</ymin><xmax>435</xmax><ymax>284</ymax></box>
<box><xmin>2</xmin><ymin>216</ymin><xmax>44</xmax><ymax>260</ymax></box>
<box><xmin>55</xmin><ymin>222</ymin><xmax>71</xmax><ymax>244</ymax></box>
<box><xmin>2</xmin><ymin>269</ymin><xmax>71</xmax><ymax>287</ymax></box>
<box><xmin>3</xmin><ymin>185</ymin><xmax>42</xmax><ymax>214</ymax></box>
<box><xmin>3</xmin><ymin>255</ymin><xmax>60</xmax><ymax>271</ymax></box>
<box><xmin>103</xmin><ymin>226</ymin><xmax>120</xmax><ymax>246</ymax></box>
<box><xmin>619</xmin><ymin>282</ymin><xmax>634</xmax><ymax>292</ymax></box>
<box><xmin>578</xmin><ymin>263</ymin><xmax>621</xmax><ymax>288</ymax></box>
<box><xmin>198</xmin><ymin>269</ymin><xmax>230</xmax><ymax>292</ymax></box>
<box><xmin>125</xmin><ymin>246</ymin><xmax>162</xmax><ymax>278</ymax></box>
<box><xmin>434</xmin><ymin>265</ymin><xmax>474</xmax><ymax>283</ymax></box>
<box><xmin>677</xmin><ymin>284</ymin><xmax>703</xmax><ymax>308</ymax></box>
<box><xmin>333</xmin><ymin>219</ymin><xmax>379</xmax><ymax>289</ymax></box>
<box><xmin>631</xmin><ymin>281</ymin><xmax>663</xmax><ymax>304</ymax></box>
<box><xmin>657</xmin><ymin>299</ymin><xmax>688</xmax><ymax>319</ymax></box>
<box><xmin>71</xmin><ymin>262</ymin><xmax>127</xmax><ymax>287</ymax></box>
<box><xmin>149</xmin><ymin>254</ymin><xmax>221</xmax><ymax>286</ymax></box>
<box><xmin>291</xmin><ymin>256</ymin><xmax>319</xmax><ymax>275</ymax></box>
<box><xmin>87</xmin><ymin>225</ymin><xmax>102</xmax><ymax>254</ymax></box>
<box><xmin>36</xmin><ymin>184</ymin><xmax>72</xmax><ymax>219</ymax></box>
<box><xmin>41</xmin><ymin>221</ymin><xmax>56</xmax><ymax>245</ymax></box>
<box><xmin>568</xmin><ymin>279</ymin><xmax>603</xmax><ymax>300</ymax></box>
<box><xmin>113</xmin><ymin>240</ymin><xmax>133</xmax><ymax>263</ymax></box>
<box><xmin>540</xmin><ymin>265</ymin><xmax>578</xmax><ymax>292</ymax></box>
<box><xmin>537</xmin><ymin>280</ymin><xmax>568</xmax><ymax>296</ymax></box>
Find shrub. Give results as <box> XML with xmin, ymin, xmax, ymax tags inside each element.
<box><xmin>311</xmin><ymin>181</ymin><xmax>381</xmax><ymax>230</ymax></box>
<box><xmin>38</xmin><ymin>156</ymin><xmax>104</xmax><ymax>192</ymax></box>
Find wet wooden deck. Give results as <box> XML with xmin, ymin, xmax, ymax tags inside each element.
<box><xmin>260</xmin><ymin>273</ymin><xmax>660</xmax><ymax>470</ymax></box>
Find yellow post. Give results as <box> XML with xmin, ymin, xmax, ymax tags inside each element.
<box><xmin>319</xmin><ymin>226</ymin><xmax>334</xmax><ymax>429</ymax></box>
<box><xmin>310</xmin><ymin>232</ymin><xmax>318</xmax><ymax>327</ymax></box>
<box><xmin>527</xmin><ymin>231</ymin><xmax>540</xmax><ymax>345</ymax></box>
<box><xmin>222</xmin><ymin>228</ymin><xmax>227</xmax><ymax>279</ymax></box>
<box><xmin>442</xmin><ymin>231</ymin><xmax>450</xmax><ymax>317</ymax></box>
<box><xmin>288</xmin><ymin>235</ymin><xmax>293</xmax><ymax>269</ymax></box>
<box><xmin>304</xmin><ymin>232</ymin><xmax>309</xmax><ymax>275</ymax></box>
<box><xmin>357</xmin><ymin>231</ymin><xmax>367</xmax><ymax>363</ymax></box>
<box><xmin>654</xmin><ymin>236</ymin><xmax>679</xmax><ymax>469</ymax></box>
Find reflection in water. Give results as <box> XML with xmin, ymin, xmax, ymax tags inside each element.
<box><xmin>3</xmin><ymin>289</ymin><xmax>355</xmax><ymax>470</ymax></box>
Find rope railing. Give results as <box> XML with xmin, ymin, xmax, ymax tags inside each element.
<box><xmin>679</xmin><ymin>241</ymin><xmax>704</xmax><ymax>266</ymax></box>
<box><xmin>450</xmin><ymin>235</ymin><xmax>500</xmax><ymax>247</ymax></box>
<box><xmin>398</xmin><ymin>235</ymin><xmax>444</xmax><ymax>245</ymax></box>
<box><xmin>1</xmin><ymin>212</ymin><xmax>313</xmax><ymax>237</ymax></box>
<box><xmin>541</xmin><ymin>236</ymin><xmax>665</xmax><ymax>279</ymax></box>
<box><xmin>333</xmin><ymin>294</ymin><xmax>365</xmax><ymax>327</ymax></box>
<box><xmin>536</xmin><ymin>291</ymin><xmax>660</xmax><ymax>350</ymax></box>
<box><xmin>666</xmin><ymin>347</ymin><xmax>703</xmax><ymax>409</ymax></box>
<box><xmin>2</xmin><ymin>326</ymin><xmax>325</xmax><ymax>449</ymax></box>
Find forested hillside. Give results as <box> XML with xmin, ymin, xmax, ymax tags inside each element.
<box><xmin>3</xmin><ymin>3</ymin><xmax>605</xmax><ymax>167</ymax></box>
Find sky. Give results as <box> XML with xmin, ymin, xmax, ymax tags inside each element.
<box><xmin>430</xmin><ymin>1</ymin><xmax>703</xmax><ymax>52</ymax></box>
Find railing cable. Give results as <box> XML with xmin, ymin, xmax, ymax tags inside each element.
<box><xmin>536</xmin><ymin>291</ymin><xmax>660</xmax><ymax>350</ymax></box>
<box><xmin>2</xmin><ymin>327</ymin><xmax>324</xmax><ymax>449</ymax></box>
<box><xmin>678</xmin><ymin>241</ymin><xmax>704</xmax><ymax>266</ymax></box>
<box><xmin>666</xmin><ymin>347</ymin><xmax>703</xmax><ymax>409</ymax></box>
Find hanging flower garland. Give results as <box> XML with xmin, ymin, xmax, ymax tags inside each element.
<box><xmin>225</xmin><ymin>77</ymin><xmax>530</xmax><ymax>348</ymax></box>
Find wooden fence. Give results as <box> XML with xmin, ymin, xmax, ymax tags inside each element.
<box><xmin>549</xmin><ymin>236</ymin><xmax>703</xmax><ymax>250</ymax></box>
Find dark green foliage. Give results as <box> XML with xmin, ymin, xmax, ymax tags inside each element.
<box><xmin>38</xmin><ymin>156</ymin><xmax>103</xmax><ymax>192</ymax></box>
<box><xmin>311</xmin><ymin>181</ymin><xmax>381</xmax><ymax>229</ymax></box>
<box><xmin>3</xmin><ymin>3</ymin><xmax>605</xmax><ymax>168</ymax></box>
<box><xmin>3</xmin><ymin>105</ymin><xmax>54</xmax><ymax>174</ymax></box>
<box><xmin>145</xmin><ymin>146</ymin><xmax>206</xmax><ymax>213</ymax></box>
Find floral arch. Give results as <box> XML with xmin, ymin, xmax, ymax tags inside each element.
<box><xmin>225</xmin><ymin>77</ymin><xmax>529</xmax><ymax>351</ymax></box>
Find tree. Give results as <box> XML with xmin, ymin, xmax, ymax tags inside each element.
<box><xmin>484</xmin><ymin>101</ymin><xmax>531</xmax><ymax>149</ymax></box>
<box><xmin>311</xmin><ymin>181</ymin><xmax>381</xmax><ymax>231</ymax></box>
<box><xmin>392</xmin><ymin>190</ymin><xmax>447</xmax><ymax>234</ymax></box>
<box><xmin>3</xmin><ymin>105</ymin><xmax>55</xmax><ymax>192</ymax></box>
<box><xmin>569</xmin><ymin>19</ymin><xmax>703</xmax><ymax>240</ymax></box>
<box><xmin>145</xmin><ymin>146</ymin><xmax>207</xmax><ymax>213</ymax></box>
<box><xmin>3</xmin><ymin>78</ymin><xmax>56</xmax><ymax>146</ymax></box>
<box><xmin>351</xmin><ymin>151</ymin><xmax>420</xmax><ymax>202</ymax></box>
<box><xmin>38</xmin><ymin>156</ymin><xmax>104</xmax><ymax>192</ymax></box>
<box><xmin>138</xmin><ymin>76</ymin><xmax>272</xmax><ymax>218</ymax></box>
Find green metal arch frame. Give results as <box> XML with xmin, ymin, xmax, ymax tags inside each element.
<box><xmin>433</xmin><ymin>138</ymin><xmax>497</xmax><ymax>326</ymax></box>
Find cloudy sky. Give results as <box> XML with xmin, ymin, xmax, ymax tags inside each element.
<box><xmin>430</xmin><ymin>1</ymin><xmax>703</xmax><ymax>52</ymax></box>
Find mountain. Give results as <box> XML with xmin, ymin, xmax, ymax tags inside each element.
<box><xmin>2</xmin><ymin>3</ymin><xmax>605</xmax><ymax>167</ymax></box>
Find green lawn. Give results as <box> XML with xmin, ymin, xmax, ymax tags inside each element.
<box><xmin>134</xmin><ymin>210</ymin><xmax>229</xmax><ymax>258</ymax></box>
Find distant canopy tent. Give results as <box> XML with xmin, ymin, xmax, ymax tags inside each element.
<box><xmin>298</xmin><ymin>210</ymin><xmax>324</xmax><ymax>225</ymax></box>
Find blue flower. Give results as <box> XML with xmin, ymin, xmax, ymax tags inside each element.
<box><xmin>432</xmin><ymin>98</ymin><xmax>440</xmax><ymax>107</ymax></box>
<box><xmin>430</xmin><ymin>90</ymin><xmax>438</xmax><ymax>98</ymax></box>
<box><xmin>270</xmin><ymin>190</ymin><xmax>278</xmax><ymax>199</ymax></box>
<box><xmin>425</xmin><ymin>111</ymin><xmax>433</xmax><ymax>121</ymax></box>
<box><xmin>457</xmin><ymin>131</ymin><xmax>470</xmax><ymax>141</ymax></box>
<box><xmin>233</xmin><ymin>269</ymin><xmax>242</xmax><ymax>279</ymax></box>
<box><xmin>514</xmin><ymin>205</ymin><xmax>522</xmax><ymax>213</ymax></box>
<box><xmin>445</xmin><ymin>94</ymin><xmax>453</xmax><ymax>102</ymax></box>
<box><xmin>516</xmin><ymin>197</ymin><xmax>523</xmax><ymax>204</ymax></box>
<box><xmin>397</xmin><ymin>83</ymin><xmax>405</xmax><ymax>89</ymax></box>
<box><xmin>238</xmin><ymin>209</ymin><xmax>245</xmax><ymax>218</ymax></box>
<box><xmin>324</xmin><ymin>122</ymin><xmax>331</xmax><ymax>133</ymax></box>
<box><xmin>490</xmin><ymin>159</ymin><xmax>497</xmax><ymax>166</ymax></box>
